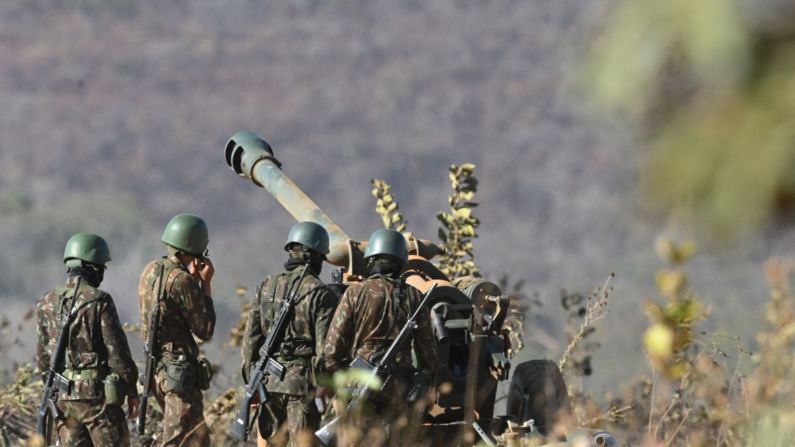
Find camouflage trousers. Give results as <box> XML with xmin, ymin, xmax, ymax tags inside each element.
<box><xmin>257</xmin><ymin>393</ymin><xmax>320</xmax><ymax>447</ymax></box>
<box><xmin>55</xmin><ymin>399</ymin><xmax>130</xmax><ymax>447</ymax></box>
<box><xmin>152</xmin><ymin>370</ymin><xmax>209</xmax><ymax>447</ymax></box>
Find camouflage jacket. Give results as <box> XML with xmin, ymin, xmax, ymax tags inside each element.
<box><xmin>324</xmin><ymin>274</ymin><xmax>440</xmax><ymax>380</ymax></box>
<box><xmin>36</xmin><ymin>274</ymin><xmax>139</xmax><ymax>400</ymax></box>
<box><xmin>241</xmin><ymin>265</ymin><xmax>335</xmax><ymax>395</ymax></box>
<box><xmin>138</xmin><ymin>255</ymin><xmax>216</xmax><ymax>362</ymax></box>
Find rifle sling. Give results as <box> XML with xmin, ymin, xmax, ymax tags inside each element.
<box><xmin>51</xmin><ymin>278</ymin><xmax>81</xmax><ymax>374</ymax></box>
<box><xmin>370</xmin><ymin>275</ymin><xmax>409</xmax><ymax>363</ymax></box>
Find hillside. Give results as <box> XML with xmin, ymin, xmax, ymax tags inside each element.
<box><xmin>0</xmin><ymin>0</ymin><xmax>785</xmax><ymax>395</ymax></box>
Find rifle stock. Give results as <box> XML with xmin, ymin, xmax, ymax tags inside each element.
<box><xmin>315</xmin><ymin>282</ymin><xmax>438</xmax><ymax>445</ymax></box>
<box><xmin>229</xmin><ymin>264</ymin><xmax>311</xmax><ymax>442</ymax></box>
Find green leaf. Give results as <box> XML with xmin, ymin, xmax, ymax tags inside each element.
<box><xmin>459</xmin><ymin>190</ymin><xmax>475</xmax><ymax>201</ymax></box>
<box><xmin>460</xmin><ymin>225</ymin><xmax>476</xmax><ymax>237</ymax></box>
<box><xmin>386</xmin><ymin>202</ymin><xmax>398</xmax><ymax>212</ymax></box>
<box><xmin>455</xmin><ymin>208</ymin><xmax>472</xmax><ymax>219</ymax></box>
<box><xmin>391</xmin><ymin>213</ymin><xmax>403</xmax><ymax>223</ymax></box>
<box><xmin>460</xmin><ymin>163</ymin><xmax>476</xmax><ymax>171</ymax></box>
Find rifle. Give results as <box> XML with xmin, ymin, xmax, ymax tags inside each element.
<box><xmin>36</xmin><ymin>276</ymin><xmax>82</xmax><ymax>445</ymax></box>
<box><xmin>315</xmin><ymin>282</ymin><xmax>438</xmax><ymax>446</ymax></box>
<box><xmin>137</xmin><ymin>264</ymin><xmax>166</xmax><ymax>437</ymax></box>
<box><xmin>229</xmin><ymin>263</ymin><xmax>312</xmax><ymax>442</ymax></box>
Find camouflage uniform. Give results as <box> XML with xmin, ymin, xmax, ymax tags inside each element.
<box><xmin>36</xmin><ymin>274</ymin><xmax>139</xmax><ymax>447</ymax></box>
<box><xmin>324</xmin><ymin>274</ymin><xmax>440</xmax><ymax>442</ymax></box>
<box><xmin>241</xmin><ymin>264</ymin><xmax>335</xmax><ymax>446</ymax></box>
<box><xmin>138</xmin><ymin>255</ymin><xmax>216</xmax><ymax>447</ymax></box>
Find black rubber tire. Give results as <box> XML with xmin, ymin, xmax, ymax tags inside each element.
<box><xmin>505</xmin><ymin>359</ymin><xmax>571</xmax><ymax>430</ymax></box>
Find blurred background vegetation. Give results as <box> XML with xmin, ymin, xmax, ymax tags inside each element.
<box><xmin>3</xmin><ymin>0</ymin><xmax>795</xmax><ymax>444</ymax></box>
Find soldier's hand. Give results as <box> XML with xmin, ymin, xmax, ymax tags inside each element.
<box><xmin>315</xmin><ymin>385</ymin><xmax>332</xmax><ymax>400</ymax></box>
<box><xmin>250</xmin><ymin>392</ymin><xmax>261</xmax><ymax>407</ymax></box>
<box><xmin>127</xmin><ymin>396</ymin><xmax>140</xmax><ymax>420</ymax></box>
<box><xmin>194</xmin><ymin>257</ymin><xmax>215</xmax><ymax>283</ymax></box>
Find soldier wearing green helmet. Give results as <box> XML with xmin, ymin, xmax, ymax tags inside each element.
<box><xmin>241</xmin><ymin>221</ymin><xmax>336</xmax><ymax>447</ymax></box>
<box><xmin>36</xmin><ymin>233</ymin><xmax>140</xmax><ymax>446</ymax></box>
<box><xmin>137</xmin><ymin>214</ymin><xmax>216</xmax><ymax>447</ymax></box>
<box><xmin>319</xmin><ymin>228</ymin><xmax>439</xmax><ymax>445</ymax></box>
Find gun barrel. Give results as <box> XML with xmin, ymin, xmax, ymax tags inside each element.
<box><xmin>136</xmin><ymin>394</ymin><xmax>148</xmax><ymax>436</ymax></box>
<box><xmin>225</xmin><ymin>132</ymin><xmax>352</xmax><ymax>253</ymax></box>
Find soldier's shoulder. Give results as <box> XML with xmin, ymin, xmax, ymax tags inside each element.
<box><xmin>37</xmin><ymin>288</ymin><xmax>59</xmax><ymax>308</ymax></box>
<box><xmin>342</xmin><ymin>281</ymin><xmax>372</xmax><ymax>297</ymax></box>
<box><xmin>306</xmin><ymin>275</ymin><xmax>327</xmax><ymax>288</ymax></box>
<box><xmin>82</xmin><ymin>285</ymin><xmax>110</xmax><ymax>301</ymax></box>
<box><xmin>264</xmin><ymin>271</ymin><xmax>290</xmax><ymax>283</ymax></box>
<box><xmin>171</xmin><ymin>267</ymin><xmax>198</xmax><ymax>288</ymax></box>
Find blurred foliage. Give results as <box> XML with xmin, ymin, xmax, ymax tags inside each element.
<box><xmin>370</xmin><ymin>179</ymin><xmax>411</xmax><ymax>236</ymax></box>
<box><xmin>559</xmin><ymin>274</ymin><xmax>614</xmax><ymax>375</ymax></box>
<box><xmin>0</xmin><ymin>364</ymin><xmax>39</xmax><ymax>444</ymax></box>
<box><xmin>586</xmin><ymin>0</ymin><xmax>795</xmax><ymax>238</ymax></box>
<box><xmin>497</xmin><ymin>276</ymin><xmax>541</xmax><ymax>360</ymax></box>
<box><xmin>228</xmin><ymin>286</ymin><xmax>252</xmax><ymax>348</ymax></box>
<box><xmin>643</xmin><ymin>237</ymin><xmax>709</xmax><ymax>379</ymax></box>
<box><xmin>436</xmin><ymin>164</ymin><xmax>481</xmax><ymax>278</ymax></box>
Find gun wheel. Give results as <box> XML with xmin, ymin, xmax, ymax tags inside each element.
<box><xmin>505</xmin><ymin>359</ymin><xmax>571</xmax><ymax>433</ymax></box>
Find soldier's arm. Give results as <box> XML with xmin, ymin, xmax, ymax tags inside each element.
<box><xmin>413</xmin><ymin>290</ymin><xmax>441</xmax><ymax>379</ymax></box>
<box><xmin>174</xmin><ymin>272</ymin><xmax>216</xmax><ymax>341</ymax></box>
<box><xmin>311</xmin><ymin>287</ymin><xmax>336</xmax><ymax>359</ymax></box>
<box><xmin>100</xmin><ymin>295</ymin><xmax>140</xmax><ymax>398</ymax></box>
<box><xmin>323</xmin><ymin>288</ymin><xmax>357</xmax><ymax>377</ymax></box>
<box><xmin>137</xmin><ymin>261</ymin><xmax>157</xmax><ymax>344</ymax></box>
<box><xmin>35</xmin><ymin>301</ymin><xmax>50</xmax><ymax>383</ymax></box>
<box><xmin>241</xmin><ymin>281</ymin><xmax>266</xmax><ymax>383</ymax></box>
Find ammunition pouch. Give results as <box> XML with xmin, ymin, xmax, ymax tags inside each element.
<box><xmin>103</xmin><ymin>373</ymin><xmax>127</xmax><ymax>407</ymax></box>
<box><xmin>406</xmin><ymin>368</ymin><xmax>432</xmax><ymax>403</ymax></box>
<box><xmin>162</xmin><ymin>358</ymin><xmax>197</xmax><ymax>394</ymax></box>
<box><xmin>59</xmin><ymin>368</ymin><xmax>110</xmax><ymax>400</ymax></box>
<box><xmin>197</xmin><ymin>358</ymin><xmax>213</xmax><ymax>391</ymax></box>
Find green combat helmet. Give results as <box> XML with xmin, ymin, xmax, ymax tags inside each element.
<box><xmin>63</xmin><ymin>233</ymin><xmax>111</xmax><ymax>268</ymax></box>
<box><xmin>285</xmin><ymin>221</ymin><xmax>330</xmax><ymax>255</ymax></box>
<box><xmin>162</xmin><ymin>214</ymin><xmax>209</xmax><ymax>255</ymax></box>
<box><xmin>364</xmin><ymin>228</ymin><xmax>409</xmax><ymax>263</ymax></box>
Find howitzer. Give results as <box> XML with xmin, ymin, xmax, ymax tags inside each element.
<box><xmin>36</xmin><ymin>277</ymin><xmax>81</xmax><ymax>444</ymax></box>
<box><xmin>315</xmin><ymin>282</ymin><xmax>437</xmax><ymax>446</ymax></box>
<box><xmin>137</xmin><ymin>264</ymin><xmax>165</xmax><ymax>437</ymax></box>
<box><xmin>223</xmin><ymin>131</ymin><xmax>619</xmax><ymax>446</ymax></box>
<box><xmin>229</xmin><ymin>263</ymin><xmax>312</xmax><ymax>442</ymax></box>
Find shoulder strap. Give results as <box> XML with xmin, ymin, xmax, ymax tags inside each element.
<box><xmin>152</xmin><ymin>257</ymin><xmax>182</xmax><ymax>298</ymax></box>
<box><xmin>267</xmin><ymin>272</ymin><xmax>290</xmax><ymax>325</ymax></box>
<box><xmin>147</xmin><ymin>259</ymin><xmax>176</xmax><ymax>354</ymax></box>
<box><xmin>371</xmin><ymin>276</ymin><xmax>405</xmax><ymax>362</ymax></box>
<box><xmin>55</xmin><ymin>279</ymin><xmax>82</xmax><ymax>372</ymax></box>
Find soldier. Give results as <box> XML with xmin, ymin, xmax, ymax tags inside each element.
<box><xmin>36</xmin><ymin>233</ymin><xmax>140</xmax><ymax>446</ymax></box>
<box><xmin>318</xmin><ymin>229</ymin><xmax>440</xmax><ymax>444</ymax></box>
<box><xmin>241</xmin><ymin>221</ymin><xmax>336</xmax><ymax>447</ymax></box>
<box><xmin>138</xmin><ymin>214</ymin><xmax>216</xmax><ymax>447</ymax></box>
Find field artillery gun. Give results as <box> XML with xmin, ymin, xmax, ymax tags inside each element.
<box><xmin>223</xmin><ymin>131</ymin><xmax>618</xmax><ymax>447</ymax></box>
